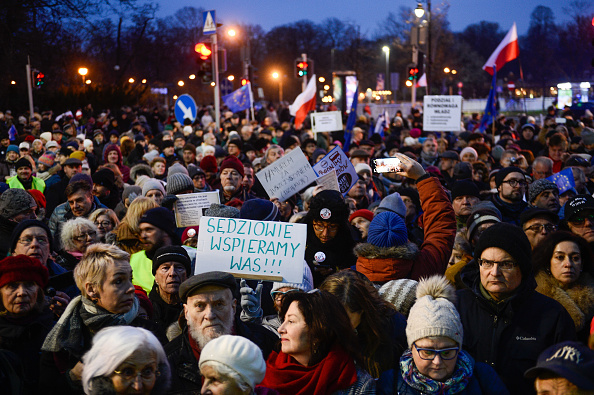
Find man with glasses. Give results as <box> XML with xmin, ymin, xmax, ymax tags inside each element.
<box><xmin>564</xmin><ymin>195</ymin><xmax>594</xmax><ymax>243</ymax></box>
<box><xmin>528</xmin><ymin>179</ymin><xmax>560</xmax><ymax>213</ymax></box>
<box><xmin>491</xmin><ymin>166</ymin><xmax>528</xmax><ymax>226</ymax></box>
<box><xmin>456</xmin><ymin>223</ymin><xmax>576</xmax><ymax>394</ymax></box>
<box><xmin>520</xmin><ymin>208</ymin><xmax>559</xmax><ymax>250</ymax></box>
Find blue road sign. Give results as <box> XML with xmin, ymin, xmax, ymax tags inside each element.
<box><xmin>220</xmin><ymin>79</ymin><xmax>233</xmax><ymax>96</ymax></box>
<box><xmin>175</xmin><ymin>94</ymin><xmax>197</xmax><ymax>124</ymax></box>
<box><xmin>203</xmin><ymin>10</ymin><xmax>216</xmax><ymax>35</ymax></box>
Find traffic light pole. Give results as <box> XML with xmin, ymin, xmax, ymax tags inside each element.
<box><xmin>211</xmin><ymin>34</ymin><xmax>221</xmax><ymax>133</ymax></box>
<box><xmin>26</xmin><ymin>56</ymin><xmax>34</xmax><ymax>121</ymax></box>
<box><xmin>301</xmin><ymin>53</ymin><xmax>307</xmax><ymax>92</ymax></box>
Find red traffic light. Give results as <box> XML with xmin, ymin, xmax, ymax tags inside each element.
<box><xmin>408</xmin><ymin>67</ymin><xmax>419</xmax><ymax>75</ymax></box>
<box><xmin>241</xmin><ymin>78</ymin><xmax>249</xmax><ymax>86</ymax></box>
<box><xmin>195</xmin><ymin>43</ymin><xmax>212</xmax><ymax>60</ymax></box>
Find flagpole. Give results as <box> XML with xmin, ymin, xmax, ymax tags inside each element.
<box><xmin>248</xmin><ymin>82</ymin><xmax>255</xmax><ymax>121</ymax></box>
<box><xmin>517</xmin><ymin>58</ymin><xmax>528</xmax><ymax>114</ymax></box>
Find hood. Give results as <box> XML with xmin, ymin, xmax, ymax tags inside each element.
<box><xmin>103</xmin><ymin>144</ymin><xmax>123</xmax><ymax>166</ymax></box>
<box><xmin>130</xmin><ymin>163</ymin><xmax>153</xmax><ymax>182</ymax></box>
<box><xmin>354</xmin><ymin>241</ymin><xmax>419</xmax><ymax>261</ymax></box>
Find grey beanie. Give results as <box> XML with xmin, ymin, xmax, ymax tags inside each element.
<box><xmin>123</xmin><ymin>185</ymin><xmax>142</xmax><ymax>204</ymax></box>
<box><xmin>166</xmin><ymin>173</ymin><xmax>194</xmax><ymax>195</ymax></box>
<box><xmin>375</xmin><ymin>192</ymin><xmax>407</xmax><ymax>218</ymax></box>
<box><xmin>142</xmin><ymin>178</ymin><xmax>166</xmax><ymax>197</ymax></box>
<box><xmin>406</xmin><ymin>275</ymin><xmax>464</xmax><ymax>348</ymax></box>
<box><xmin>168</xmin><ymin>163</ymin><xmax>189</xmax><ymax>177</ymax></box>
<box><xmin>379</xmin><ymin>279</ymin><xmax>418</xmax><ymax>317</ymax></box>
<box><xmin>581</xmin><ymin>127</ymin><xmax>594</xmax><ymax>146</ymax></box>
<box><xmin>0</xmin><ymin>189</ymin><xmax>37</xmax><ymax>219</ymax></box>
<box><xmin>271</xmin><ymin>261</ymin><xmax>314</xmax><ymax>295</ymax></box>
<box><xmin>528</xmin><ymin>179</ymin><xmax>559</xmax><ymax>203</ymax></box>
<box><xmin>205</xmin><ymin>203</ymin><xmax>240</xmax><ymax>218</ymax></box>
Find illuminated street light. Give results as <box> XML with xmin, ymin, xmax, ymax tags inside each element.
<box><xmin>228</xmin><ymin>75</ymin><xmax>235</xmax><ymax>81</ymax></box>
<box><xmin>178</xmin><ymin>80</ymin><xmax>184</xmax><ymax>87</ymax></box>
<box><xmin>141</xmin><ymin>79</ymin><xmax>147</xmax><ymax>84</ymax></box>
<box><xmin>210</xmin><ymin>82</ymin><xmax>216</xmax><ymax>87</ymax></box>
<box><xmin>414</xmin><ymin>3</ymin><xmax>425</xmax><ymax>18</ymax></box>
<box><xmin>10</xmin><ymin>81</ymin><xmax>16</xmax><ymax>85</ymax></box>
<box><xmin>319</xmin><ymin>77</ymin><xmax>325</xmax><ymax>83</ymax></box>
<box><xmin>128</xmin><ymin>78</ymin><xmax>135</xmax><ymax>83</ymax></box>
<box><xmin>228</xmin><ymin>29</ymin><xmax>236</xmax><ymax>37</ymax></box>
<box><xmin>78</xmin><ymin>67</ymin><xmax>88</xmax><ymax>84</ymax></box>
<box><xmin>444</xmin><ymin>67</ymin><xmax>450</xmax><ymax>73</ymax></box>
<box><xmin>272</xmin><ymin>72</ymin><xmax>279</xmax><ymax>79</ymax></box>
<box><xmin>323</xmin><ymin>85</ymin><xmax>330</xmax><ymax>90</ymax></box>
<box><xmin>173</xmin><ymin>95</ymin><xmax>178</xmax><ymax>100</ymax></box>
<box><xmin>189</xmin><ymin>74</ymin><xmax>196</xmax><ymax>80</ymax></box>
<box><xmin>85</xmin><ymin>80</ymin><xmax>91</xmax><ymax>85</ymax></box>
<box><xmin>271</xmin><ymin>72</ymin><xmax>283</xmax><ymax>102</ymax></box>
<box><xmin>451</xmin><ymin>70</ymin><xmax>457</xmax><ymax>75</ymax></box>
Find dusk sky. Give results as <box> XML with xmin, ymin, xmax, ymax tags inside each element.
<box><xmin>155</xmin><ymin>0</ymin><xmax>572</xmax><ymax>35</ymax></box>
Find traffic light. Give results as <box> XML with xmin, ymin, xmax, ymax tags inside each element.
<box><xmin>34</xmin><ymin>71</ymin><xmax>45</xmax><ymax>88</ymax></box>
<box><xmin>407</xmin><ymin>65</ymin><xmax>420</xmax><ymax>81</ymax></box>
<box><xmin>241</xmin><ymin>78</ymin><xmax>249</xmax><ymax>86</ymax></box>
<box><xmin>195</xmin><ymin>42</ymin><xmax>213</xmax><ymax>84</ymax></box>
<box><xmin>295</xmin><ymin>60</ymin><xmax>308</xmax><ymax>78</ymax></box>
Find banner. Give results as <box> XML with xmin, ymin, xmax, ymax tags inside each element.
<box><xmin>313</xmin><ymin>146</ymin><xmax>359</xmax><ymax>195</ymax></box>
<box><xmin>174</xmin><ymin>191</ymin><xmax>220</xmax><ymax>227</ymax></box>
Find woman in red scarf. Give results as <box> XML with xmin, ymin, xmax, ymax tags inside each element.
<box><xmin>260</xmin><ymin>290</ymin><xmax>375</xmax><ymax>395</ymax></box>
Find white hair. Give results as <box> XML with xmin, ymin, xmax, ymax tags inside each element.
<box><xmin>203</xmin><ymin>145</ymin><xmax>215</xmax><ymax>156</ymax></box>
<box><xmin>82</xmin><ymin>326</ymin><xmax>170</xmax><ymax>394</ymax></box>
<box><xmin>200</xmin><ymin>360</ymin><xmax>251</xmax><ymax>392</ymax></box>
<box><xmin>60</xmin><ymin>217</ymin><xmax>98</xmax><ymax>252</ymax></box>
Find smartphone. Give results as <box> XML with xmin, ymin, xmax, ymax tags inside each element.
<box><xmin>555</xmin><ymin>117</ymin><xmax>567</xmax><ymax>124</ymax></box>
<box><xmin>372</xmin><ymin>157</ymin><xmax>402</xmax><ymax>173</ymax></box>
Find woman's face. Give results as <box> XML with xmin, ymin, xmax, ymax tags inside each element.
<box><xmin>95</xmin><ymin>215</ymin><xmax>114</xmax><ymax>239</ymax></box>
<box><xmin>278</xmin><ymin>301</ymin><xmax>311</xmax><ymax>366</ymax></box>
<box><xmin>95</xmin><ymin>260</ymin><xmax>135</xmax><ymax>314</ymax></box>
<box><xmin>461</xmin><ymin>152</ymin><xmax>476</xmax><ymax>163</ymax></box>
<box><xmin>72</xmin><ymin>228</ymin><xmax>98</xmax><ymax>253</ymax></box>
<box><xmin>1</xmin><ymin>281</ymin><xmax>39</xmax><ymax>317</ymax></box>
<box><xmin>412</xmin><ymin>337</ymin><xmax>459</xmax><ymax>382</ymax></box>
<box><xmin>550</xmin><ymin>241</ymin><xmax>583</xmax><ymax>286</ymax></box>
<box><xmin>152</xmin><ymin>162</ymin><xmax>166</xmax><ymax>176</ymax></box>
<box><xmin>266</xmin><ymin>148</ymin><xmax>283</xmax><ymax>164</ymax></box>
<box><xmin>108</xmin><ymin>150</ymin><xmax>119</xmax><ymax>164</ymax></box>
<box><xmin>13</xmin><ymin>226</ymin><xmax>50</xmax><ymax>264</ymax></box>
<box><xmin>145</xmin><ymin>189</ymin><xmax>164</xmax><ymax>205</ymax></box>
<box><xmin>110</xmin><ymin>348</ymin><xmax>158</xmax><ymax>395</ymax></box>
<box><xmin>201</xmin><ymin>364</ymin><xmax>247</xmax><ymax>395</ymax></box>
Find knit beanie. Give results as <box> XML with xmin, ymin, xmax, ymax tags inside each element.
<box><xmin>7</xmin><ymin>145</ymin><xmax>19</xmax><ymax>154</ymax></box>
<box><xmin>271</xmin><ymin>261</ymin><xmax>314</xmax><ymax>294</ymax></box>
<box><xmin>529</xmin><ymin>179</ymin><xmax>559</xmax><ymax>203</ymax></box>
<box><xmin>166</xmin><ymin>173</ymin><xmax>194</xmax><ymax>195</ymax></box>
<box><xmin>406</xmin><ymin>275</ymin><xmax>463</xmax><ymax>347</ymax></box>
<box><xmin>375</xmin><ymin>192</ymin><xmax>407</xmax><ymax>218</ymax></box>
<box><xmin>0</xmin><ymin>189</ymin><xmax>36</xmax><ymax>219</ymax></box>
<box><xmin>122</xmin><ymin>186</ymin><xmax>142</xmax><ymax>204</ymax></box>
<box><xmin>451</xmin><ymin>180</ymin><xmax>480</xmax><ymax>201</ymax></box>
<box><xmin>240</xmin><ymin>199</ymin><xmax>281</xmax><ymax>221</ymax></box>
<box><xmin>69</xmin><ymin>173</ymin><xmax>93</xmax><ymax>187</ymax></box>
<box><xmin>200</xmin><ymin>155</ymin><xmax>218</xmax><ymax>173</ymax></box>
<box><xmin>168</xmin><ymin>163</ymin><xmax>189</xmax><ymax>177</ymax></box>
<box><xmin>473</xmin><ymin>222</ymin><xmax>532</xmax><ymax>278</ymax></box>
<box><xmin>15</xmin><ymin>157</ymin><xmax>32</xmax><ymax>170</ymax></box>
<box><xmin>0</xmin><ymin>255</ymin><xmax>49</xmax><ymax>289</ymax></box>
<box><xmin>152</xmin><ymin>245</ymin><xmax>191</xmax><ymax>276</ymax></box>
<box><xmin>349</xmin><ymin>209</ymin><xmax>374</xmax><ymax>223</ymax></box>
<box><xmin>10</xmin><ymin>219</ymin><xmax>53</xmax><ymax>254</ymax></box>
<box><xmin>219</xmin><ymin>155</ymin><xmax>245</xmax><ymax>177</ymax></box>
<box><xmin>199</xmin><ymin>335</ymin><xmax>266</xmax><ymax>390</ymax></box>
<box><xmin>460</xmin><ymin>147</ymin><xmax>478</xmax><ymax>161</ymax></box>
<box><xmin>40</xmin><ymin>132</ymin><xmax>52</xmax><ymax>142</ymax></box>
<box><xmin>142</xmin><ymin>179</ymin><xmax>166</xmax><ymax>197</ymax></box>
<box><xmin>28</xmin><ymin>190</ymin><xmax>46</xmax><ymax>210</ymax></box>
<box><xmin>139</xmin><ymin>207</ymin><xmax>181</xmax><ymax>244</ymax></box>
<box><xmin>367</xmin><ymin>211</ymin><xmax>408</xmax><ymax>248</ymax></box>
<box><xmin>205</xmin><ymin>203</ymin><xmax>240</xmax><ymax>219</ymax></box>
<box><xmin>70</xmin><ymin>150</ymin><xmax>86</xmax><ymax>161</ymax></box>
<box><xmin>38</xmin><ymin>152</ymin><xmax>55</xmax><ymax>168</ymax></box>
<box><xmin>92</xmin><ymin>168</ymin><xmax>116</xmax><ymax>189</ymax></box>
<box><xmin>453</xmin><ymin>162</ymin><xmax>473</xmax><ymax>180</ymax></box>
<box><xmin>305</xmin><ymin>190</ymin><xmax>349</xmax><ymax>224</ymax></box>
<box><xmin>143</xmin><ymin>150</ymin><xmax>159</xmax><ymax>163</ymax></box>
<box><xmin>581</xmin><ymin>128</ymin><xmax>594</xmax><ymax>146</ymax></box>
<box><xmin>494</xmin><ymin>166</ymin><xmax>524</xmax><ymax>188</ymax></box>
<box><xmin>465</xmin><ymin>201</ymin><xmax>502</xmax><ymax>241</ymax></box>
<box><xmin>379</xmin><ymin>279</ymin><xmax>418</xmax><ymax>317</ymax></box>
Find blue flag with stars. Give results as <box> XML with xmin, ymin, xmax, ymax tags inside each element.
<box><xmin>223</xmin><ymin>84</ymin><xmax>252</xmax><ymax>113</ymax></box>
<box><xmin>547</xmin><ymin>168</ymin><xmax>575</xmax><ymax>195</ymax></box>
<box><xmin>479</xmin><ymin>66</ymin><xmax>497</xmax><ymax>132</ymax></box>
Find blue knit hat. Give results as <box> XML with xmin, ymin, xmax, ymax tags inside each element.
<box><xmin>367</xmin><ymin>211</ymin><xmax>408</xmax><ymax>248</ymax></box>
<box><xmin>7</xmin><ymin>145</ymin><xmax>19</xmax><ymax>154</ymax></box>
<box><xmin>240</xmin><ymin>199</ymin><xmax>281</xmax><ymax>221</ymax></box>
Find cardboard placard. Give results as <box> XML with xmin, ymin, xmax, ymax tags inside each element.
<box><xmin>423</xmin><ymin>95</ymin><xmax>463</xmax><ymax>132</ymax></box>
<box><xmin>174</xmin><ymin>191</ymin><xmax>221</xmax><ymax>227</ymax></box>
<box><xmin>256</xmin><ymin>147</ymin><xmax>317</xmax><ymax>201</ymax></box>
<box><xmin>195</xmin><ymin>216</ymin><xmax>307</xmax><ymax>282</ymax></box>
<box><xmin>313</xmin><ymin>146</ymin><xmax>359</xmax><ymax>195</ymax></box>
<box><xmin>311</xmin><ymin>111</ymin><xmax>343</xmax><ymax>134</ymax></box>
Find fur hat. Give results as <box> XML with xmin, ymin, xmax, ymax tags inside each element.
<box><xmin>528</xmin><ymin>179</ymin><xmax>559</xmax><ymax>203</ymax></box>
<box><xmin>367</xmin><ymin>211</ymin><xmax>408</xmax><ymax>248</ymax></box>
<box><xmin>406</xmin><ymin>275</ymin><xmax>463</xmax><ymax>347</ymax></box>
<box><xmin>166</xmin><ymin>173</ymin><xmax>194</xmax><ymax>195</ymax></box>
<box><xmin>0</xmin><ymin>255</ymin><xmax>49</xmax><ymax>289</ymax></box>
<box><xmin>0</xmin><ymin>189</ymin><xmax>36</xmax><ymax>219</ymax></box>
<box><xmin>379</xmin><ymin>279</ymin><xmax>418</xmax><ymax>317</ymax></box>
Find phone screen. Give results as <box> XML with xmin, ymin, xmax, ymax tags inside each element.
<box><xmin>372</xmin><ymin>158</ymin><xmax>402</xmax><ymax>173</ymax></box>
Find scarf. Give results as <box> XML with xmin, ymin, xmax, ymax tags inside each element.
<box><xmin>400</xmin><ymin>349</ymin><xmax>474</xmax><ymax>395</ymax></box>
<box><xmin>260</xmin><ymin>344</ymin><xmax>357</xmax><ymax>395</ymax></box>
<box><xmin>41</xmin><ymin>295</ymin><xmax>139</xmax><ymax>357</ymax></box>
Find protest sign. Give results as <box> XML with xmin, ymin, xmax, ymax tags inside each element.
<box><xmin>174</xmin><ymin>191</ymin><xmax>220</xmax><ymax>227</ymax></box>
<box><xmin>313</xmin><ymin>145</ymin><xmax>359</xmax><ymax>195</ymax></box>
<box><xmin>311</xmin><ymin>111</ymin><xmax>343</xmax><ymax>135</ymax></box>
<box><xmin>195</xmin><ymin>216</ymin><xmax>307</xmax><ymax>282</ymax></box>
<box><xmin>316</xmin><ymin>169</ymin><xmax>340</xmax><ymax>192</ymax></box>
<box><xmin>423</xmin><ymin>95</ymin><xmax>463</xmax><ymax>132</ymax></box>
<box><xmin>256</xmin><ymin>147</ymin><xmax>317</xmax><ymax>201</ymax></box>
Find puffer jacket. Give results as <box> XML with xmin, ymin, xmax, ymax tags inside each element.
<box><xmin>356</xmin><ymin>175</ymin><xmax>456</xmax><ymax>283</ymax></box>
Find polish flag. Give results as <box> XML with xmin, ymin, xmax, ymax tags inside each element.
<box><xmin>482</xmin><ymin>23</ymin><xmax>519</xmax><ymax>75</ymax></box>
<box><xmin>416</xmin><ymin>73</ymin><xmax>427</xmax><ymax>88</ymax></box>
<box><xmin>289</xmin><ymin>75</ymin><xmax>317</xmax><ymax>129</ymax></box>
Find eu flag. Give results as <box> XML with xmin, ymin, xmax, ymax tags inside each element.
<box><xmin>7</xmin><ymin>125</ymin><xmax>17</xmax><ymax>141</ymax></box>
<box><xmin>547</xmin><ymin>168</ymin><xmax>575</xmax><ymax>195</ymax></box>
<box><xmin>223</xmin><ymin>84</ymin><xmax>252</xmax><ymax>113</ymax></box>
<box><xmin>343</xmin><ymin>84</ymin><xmax>359</xmax><ymax>151</ymax></box>
<box><xmin>479</xmin><ymin>66</ymin><xmax>498</xmax><ymax>132</ymax></box>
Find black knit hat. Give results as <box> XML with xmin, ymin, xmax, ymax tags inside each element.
<box><xmin>451</xmin><ymin>180</ymin><xmax>480</xmax><ymax>201</ymax></box>
<box><xmin>474</xmin><ymin>222</ymin><xmax>532</xmax><ymax>278</ymax></box>
<box><xmin>10</xmin><ymin>219</ymin><xmax>53</xmax><ymax>255</ymax></box>
<box><xmin>152</xmin><ymin>245</ymin><xmax>191</xmax><ymax>275</ymax></box>
<box><xmin>15</xmin><ymin>157</ymin><xmax>32</xmax><ymax>171</ymax></box>
<box><xmin>305</xmin><ymin>190</ymin><xmax>349</xmax><ymax>224</ymax></box>
<box><xmin>139</xmin><ymin>207</ymin><xmax>181</xmax><ymax>245</ymax></box>
<box><xmin>494</xmin><ymin>166</ymin><xmax>525</xmax><ymax>188</ymax></box>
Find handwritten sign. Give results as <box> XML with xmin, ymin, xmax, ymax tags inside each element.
<box><xmin>313</xmin><ymin>145</ymin><xmax>358</xmax><ymax>195</ymax></box>
<box><xmin>311</xmin><ymin>111</ymin><xmax>343</xmax><ymax>135</ymax></box>
<box><xmin>423</xmin><ymin>95</ymin><xmax>463</xmax><ymax>131</ymax></box>
<box><xmin>316</xmin><ymin>169</ymin><xmax>340</xmax><ymax>192</ymax></box>
<box><xmin>174</xmin><ymin>191</ymin><xmax>220</xmax><ymax>227</ymax></box>
<box><xmin>195</xmin><ymin>216</ymin><xmax>307</xmax><ymax>282</ymax></box>
<box><xmin>256</xmin><ymin>147</ymin><xmax>317</xmax><ymax>201</ymax></box>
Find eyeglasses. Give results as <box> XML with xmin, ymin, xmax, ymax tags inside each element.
<box><xmin>312</xmin><ymin>222</ymin><xmax>339</xmax><ymax>233</ymax></box>
<box><xmin>271</xmin><ymin>289</ymin><xmax>298</xmax><ymax>302</ymax></box>
<box><xmin>413</xmin><ymin>343</ymin><xmax>460</xmax><ymax>360</ymax></box>
<box><xmin>524</xmin><ymin>223</ymin><xmax>557</xmax><ymax>233</ymax></box>
<box><xmin>502</xmin><ymin>179</ymin><xmax>527</xmax><ymax>187</ymax></box>
<box><xmin>73</xmin><ymin>231</ymin><xmax>97</xmax><ymax>242</ymax></box>
<box><xmin>95</xmin><ymin>221</ymin><xmax>112</xmax><ymax>228</ymax></box>
<box><xmin>477</xmin><ymin>258</ymin><xmax>517</xmax><ymax>271</ymax></box>
<box><xmin>113</xmin><ymin>366</ymin><xmax>160</xmax><ymax>382</ymax></box>
<box><xmin>568</xmin><ymin>213</ymin><xmax>594</xmax><ymax>227</ymax></box>
<box><xmin>18</xmin><ymin>236</ymin><xmax>49</xmax><ymax>246</ymax></box>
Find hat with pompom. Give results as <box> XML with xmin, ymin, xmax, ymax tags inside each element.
<box><xmin>366</xmin><ymin>211</ymin><xmax>408</xmax><ymax>248</ymax></box>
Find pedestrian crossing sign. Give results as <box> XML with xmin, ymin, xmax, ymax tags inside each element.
<box><xmin>203</xmin><ymin>10</ymin><xmax>216</xmax><ymax>35</ymax></box>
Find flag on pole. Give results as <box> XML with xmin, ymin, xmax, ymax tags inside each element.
<box><xmin>479</xmin><ymin>66</ymin><xmax>498</xmax><ymax>132</ymax></box>
<box><xmin>223</xmin><ymin>84</ymin><xmax>252</xmax><ymax>113</ymax></box>
<box><xmin>343</xmin><ymin>84</ymin><xmax>359</xmax><ymax>151</ymax></box>
<box><xmin>416</xmin><ymin>74</ymin><xmax>427</xmax><ymax>88</ymax></box>
<box><xmin>289</xmin><ymin>75</ymin><xmax>317</xmax><ymax>129</ymax></box>
<box><xmin>372</xmin><ymin>110</ymin><xmax>388</xmax><ymax>138</ymax></box>
<box><xmin>482</xmin><ymin>23</ymin><xmax>519</xmax><ymax>75</ymax></box>
<box><xmin>7</xmin><ymin>125</ymin><xmax>17</xmax><ymax>141</ymax></box>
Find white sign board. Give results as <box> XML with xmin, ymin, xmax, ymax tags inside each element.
<box><xmin>256</xmin><ymin>147</ymin><xmax>317</xmax><ymax>201</ymax></box>
<box><xmin>311</xmin><ymin>111</ymin><xmax>343</xmax><ymax>134</ymax></box>
<box><xmin>195</xmin><ymin>216</ymin><xmax>307</xmax><ymax>282</ymax></box>
<box><xmin>313</xmin><ymin>146</ymin><xmax>358</xmax><ymax>195</ymax></box>
<box><xmin>422</xmin><ymin>95</ymin><xmax>463</xmax><ymax>132</ymax></box>
<box><xmin>174</xmin><ymin>191</ymin><xmax>220</xmax><ymax>227</ymax></box>
<box><xmin>202</xmin><ymin>10</ymin><xmax>216</xmax><ymax>35</ymax></box>
<box><xmin>315</xmin><ymin>169</ymin><xmax>340</xmax><ymax>192</ymax></box>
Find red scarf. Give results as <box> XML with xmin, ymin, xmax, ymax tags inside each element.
<box><xmin>260</xmin><ymin>345</ymin><xmax>357</xmax><ymax>395</ymax></box>
<box><xmin>188</xmin><ymin>331</ymin><xmax>201</xmax><ymax>361</ymax></box>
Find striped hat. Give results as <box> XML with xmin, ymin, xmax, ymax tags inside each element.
<box><xmin>379</xmin><ymin>279</ymin><xmax>418</xmax><ymax>317</ymax></box>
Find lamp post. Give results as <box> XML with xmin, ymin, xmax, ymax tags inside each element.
<box><xmin>78</xmin><ymin>67</ymin><xmax>88</xmax><ymax>85</ymax></box>
<box><xmin>414</xmin><ymin>1</ymin><xmax>431</xmax><ymax>93</ymax></box>
<box><xmin>272</xmin><ymin>72</ymin><xmax>283</xmax><ymax>102</ymax></box>
<box><xmin>382</xmin><ymin>46</ymin><xmax>390</xmax><ymax>102</ymax></box>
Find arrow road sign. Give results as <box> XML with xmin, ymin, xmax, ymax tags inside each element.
<box><xmin>175</xmin><ymin>94</ymin><xmax>197</xmax><ymax>124</ymax></box>
<box><xmin>203</xmin><ymin>10</ymin><xmax>216</xmax><ymax>35</ymax></box>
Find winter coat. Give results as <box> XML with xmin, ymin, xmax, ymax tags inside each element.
<box><xmin>356</xmin><ymin>176</ymin><xmax>456</xmax><ymax>283</ymax></box>
<box><xmin>111</xmin><ymin>221</ymin><xmax>143</xmax><ymax>255</ymax></box>
<box><xmin>0</xmin><ymin>215</ymin><xmax>16</xmax><ymax>258</ymax></box>
<box><xmin>333</xmin><ymin>366</ymin><xmax>376</xmax><ymax>395</ymax></box>
<box><xmin>456</xmin><ymin>263</ymin><xmax>576</xmax><ymax>395</ymax></box>
<box><xmin>534</xmin><ymin>271</ymin><xmax>594</xmax><ymax>341</ymax></box>
<box><xmin>149</xmin><ymin>284</ymin><xmax>183</xmax><ymax>335</ymax></box>
<box><xmin>44</xmin><ymin>172</ymin><xmax>70</xmax><ymax>219</ymax></box>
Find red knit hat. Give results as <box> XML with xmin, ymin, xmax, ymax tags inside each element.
<box><xmin>27</xmin><ymin>189</ymin><xmax>46</xmax><ymax>209</ymax></box>
<box><xmin>200</xmin><ymin>155</ymin><xmax>218</xmax><ymax>173</ymax></box>
<box><xmin>349</xmin><ymin>209</ymin><xmax>374</xmax><ymax>223</ymax></box>
<box><xmin>0</xmin><ymin>255</ymin><xmax>49</xmax><ymax>289</ymax></box>
<box><xmin>219</xmin><ymin>155</ymin><xmax>245</xmax><ymax>177</ymax></box>
<box><xmin>134</xmin><ymin>286</ymin><xmax>153</xmax><ymax>319</ymax></box>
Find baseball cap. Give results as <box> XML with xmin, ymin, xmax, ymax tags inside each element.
<box><xmin>564</xmin><ymin>195</ymin><xmax>594</xmax><ymax>222</ymax></box>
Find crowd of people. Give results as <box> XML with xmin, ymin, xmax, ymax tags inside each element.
<box><xmin>0</xmin><ymin>103</ymin><xmax>593</xmax><ymax>394</ymax></box>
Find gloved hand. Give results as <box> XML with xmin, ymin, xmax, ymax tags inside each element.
<box><xmin>240</xmin><ymin>279</ymin><xmax>263</xmax><ymax>320</ymax></box>
<box><xmin>161</xmin><ymin>194</ymin><xmax>178</xmax><ymax>210</ymax></box>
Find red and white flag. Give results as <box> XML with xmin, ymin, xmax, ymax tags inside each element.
<box><xmin>482</xmin><ymin>23</ymin><xmax>519</xmax><ymax>75</ymax></box>
<box><xmin>416</xmin><ymin>73</ymin><xmax>427</xmax><ymax>88</ymax></box>
<box><xmin>289</xmin><ymin>75</ymin><xmax>317</xmax><ymax>129</ymax></box>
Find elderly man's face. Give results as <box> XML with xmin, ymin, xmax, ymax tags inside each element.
<box><xmin>422</xmin><ymin>139</ymin><xmax>438</xmax><ymax>156</ymax></box>
<box><xmin>67</xmin><ymin>190</ymin><xmax>93</xmax><ymax>217</ymax></box>
<box><xmin>523</xmin><ymin>217</ymin><xmax>557</xmax><ymax>249</ymax></box>
<box><xmin>184</xmin><ymin>285</ymin><xmax>236</xmax><ymax>349</ymax></box>
<box><xmin>533</xmin><ymin>189</ymin><xmax>560</xmax><ymax>212</ymax></box>
<box><xmin>17</xmin><ymin>165</ymin><xmax>31</xmax><ymax>181</ymax></box>
<box><xmin>453</xmin><ymin>195</ymin><xmax>480</xmax><ymax>217</ymax></box>
<box><xmin>220</xmin><ymin>168</ymin><xmax>242</xmax><ymax>194</ymax></box>
<box><xmin>532</xmin><ymin>162</ymin><xmax>553</xmax><ymax>180</ymax></box>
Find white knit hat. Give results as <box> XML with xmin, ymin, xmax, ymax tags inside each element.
<box><xmin>199</xmin><ymin>335</ymin><xmax>265</xmax><ymax>389</ymax></box>
<box><xmin>271</xmin><ymin>260</ymin><xmax>314</xmax><ymax>294</ymax></box>
<box><xmin>405</xmin><ymin>275</ymin><xmax>463</xmax><ymax>348</ymax></box>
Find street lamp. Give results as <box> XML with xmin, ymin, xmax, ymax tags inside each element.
<box><xmin>382</xmin><ymin>46</ymin><xmax>390</xmax><ymax>101</ymax></box>
<box><xmin>128</xmin><ymin>78</ymin><xmax>135</xmax><ymax>84</ymax></box>
<box><xmin>227</xmin><ymin>29</ymin><xmax>236</xmax><ymax>37</ymax></box>
<box><xmin>178</xmin><ymin>80</ymin><xmax>184</xmax><ymax>87</ymax></box>
<box><xmin>414</xmin><ymin>1</ymin><xmax>431</xmax><ymax>92</ymax></box>
<box><xmin>271</xmin><ymin>72</ymin><xmax>283</xmax><ymax>102</ymax></box>
<box><xmin>228</xmin><ymin>75</ymin><xmax>235</xmax><ymax>81</ymax></box>
<box><xmin>78</xmin><ymin>67</ymin><xmax>88</xmax><ymax>84</ymax></box>
<box><xmin>189</xmin><ymin>74</ymin><xmax>196</xmax><ymax>80</ymax></box>
<box><xmin>319</xmin><ymin>76</ymin><xmax>325</xmax><ymax>83</ymax></box>
<box><xmin>141</xmin><ymin>79</ymin><xmax>147</xmax><ymax>84</ymax></box>
<box><xmin>85</xmin><ymin>79</ymin><xmax>91</xmax><ymax>85</ymax></box>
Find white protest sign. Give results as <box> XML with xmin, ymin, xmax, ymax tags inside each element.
<box><xmin>174</xmin><ymin>191</ymin><xmax>220</xmax><ymax>227</ymax></box>
<box><xmin>256</xmin><ymin>147</ymin><xmax>317</xmax><ymax>201</ymax></box>
<box><xmin>195</xmin><ymin>216</ymin><xmax>307</xmax><ymax>282</ymax></box>
<box><xmin>311</xmin><ymin>111</ymin><xmax>343</xmax><ymax>135</ymax></box>
<box><xmin>315</xmin><ymin>169</ymin><xmax>340</xmax><ymax>192</ymax></box>
<box><xmin>423</xmin><ymin>95</ymin><xmax>463</xmax><ymax>132</ymax></box>
<box><xmin>313</xmin><ymin>146</ymin><xmax>358</xmax><ymax>195</ymax></box>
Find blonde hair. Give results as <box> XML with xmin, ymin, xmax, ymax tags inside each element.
<box><xmin>74</xmin><ymin>243</ymin><xmax>130</xmax><ymax>297</ymax></box>
<box><xmin>120</xmin><ymin>196</ymin><xmax>158</xmax><ymax>234</ymax></box>
<box><xmin>89</xmin><ymin>208</ymin><xmax>120</xmax><ymax>228</ymax></box>
<box><xmin>61</xmin><ymin>217</ymin><xmax>98</xmax><ymax>252</ymax></box>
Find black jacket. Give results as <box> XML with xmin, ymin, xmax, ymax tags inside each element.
<box><xmin>0</xmin><ymin>216</ymin><xmax>16</xmax><ymax>258</ymax></box>
<box><xmin>44</xmin><ymin>172</ymin><xmax>69</xmax><ymax>219</ymax></box>
<box><xmin>165</xmin><ymin>319</ymin><xmax>278</xmax><ymax>394</ymax></box>
<box><xmin>149</xmin><ymin>284</ymin><xmax>183</xmax><ymax>334</ymax></box>
<box><xmin>456</xmin><ymin>262</ymin><xmax>576</xmax><ymax>395</ymax></box>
